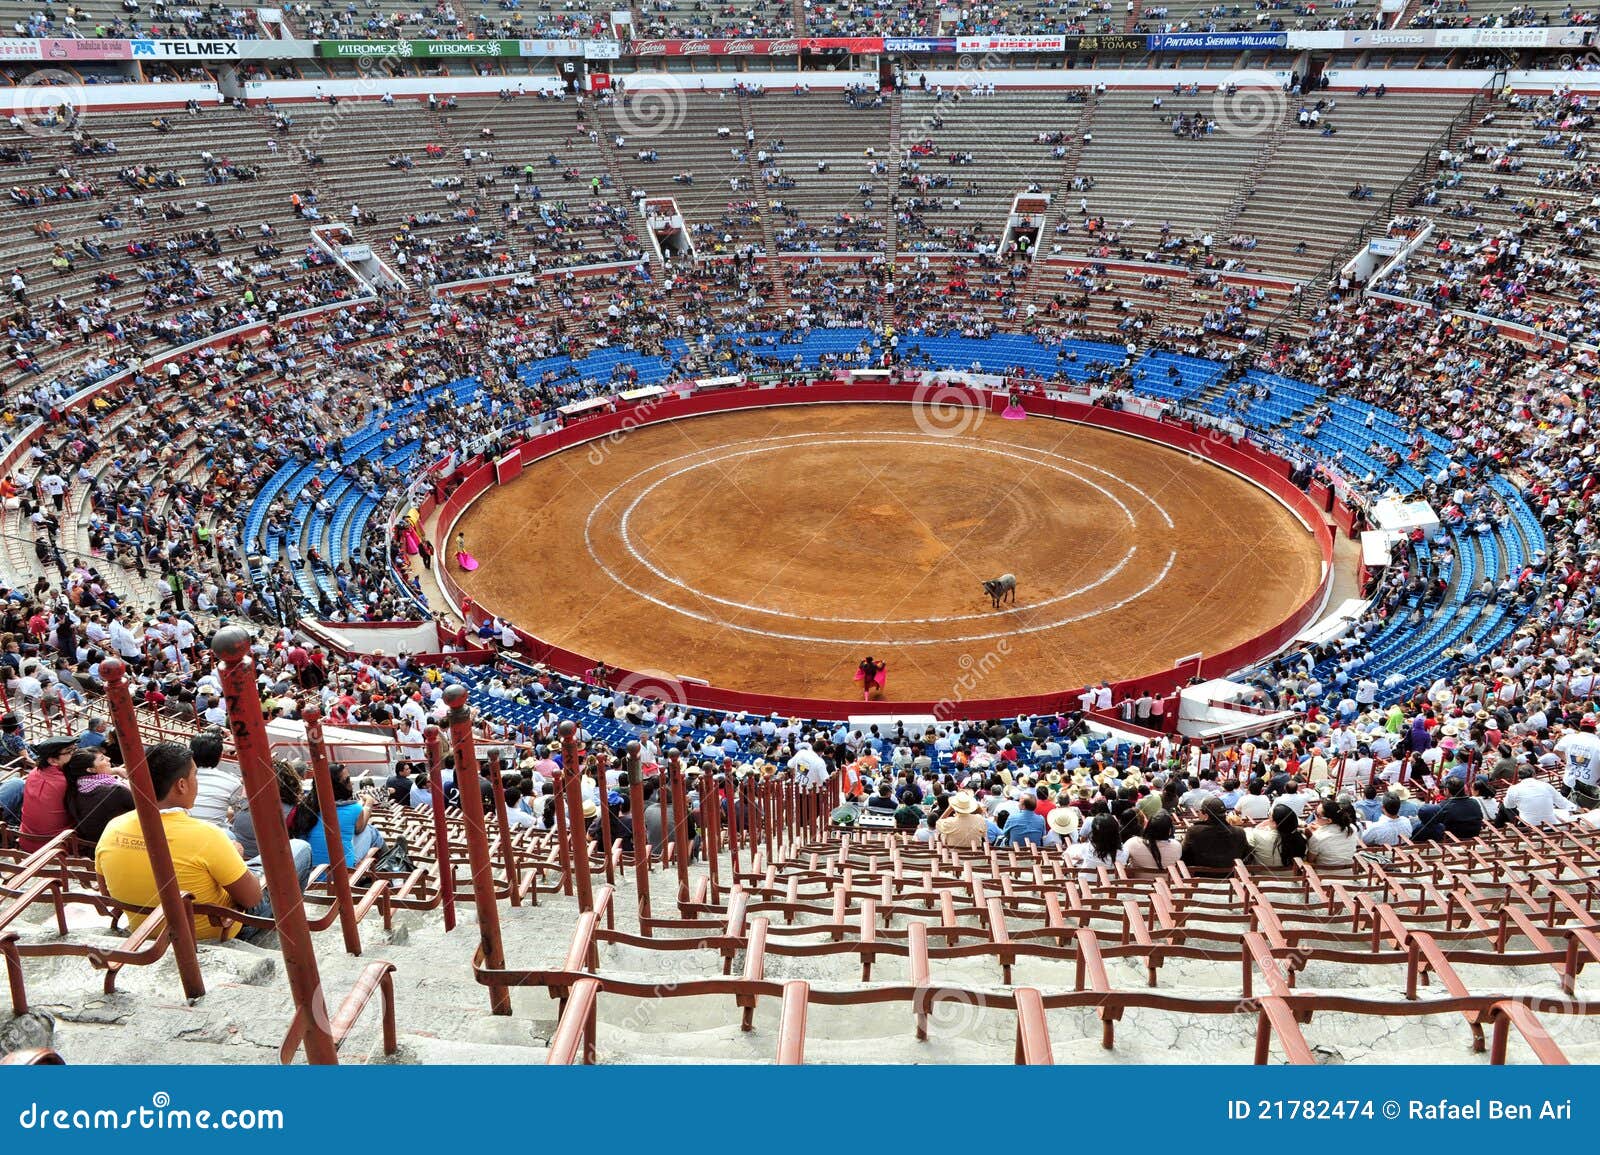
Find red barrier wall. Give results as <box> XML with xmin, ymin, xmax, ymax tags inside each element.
<box><xmin>431</xmin><ymin>383</ymin><xmax>1336</xmax><ymax>720</ymax></box>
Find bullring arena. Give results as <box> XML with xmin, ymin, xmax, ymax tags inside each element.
<box><xmin>3</xmin><ymin>26</ymin><xmax>1600</xmax><ymax>1076</ymax></box>
<box><xmin>452</xmin><ymin>397</ymin><xmax>1326</xmax><ymax>702</ymax></box>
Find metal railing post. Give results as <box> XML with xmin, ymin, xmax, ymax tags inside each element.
<box><xmin>593</xmin><ymin>746</ymin><xmax>616</xmax><ymax>911</ymax></box>
<box><xmin>423</xmin><ymin>725</ymin><xmax>456</xmax><ymax>932</ymax></box>
<box><xmin>670</xmin><ymin>756</ymin><xmax>690</xmax><ymax>906</ymax></box>
<box><xmin>301</xmin><ymin>705</ymin><xmax>362</xmax><ymax>956</ymax></box>
<box><xmin>442</xmin><ymin>684</ymin><xmax>510</xmax><ymax>1015</ymax></box>
<box><xmin>485</xmin><ymin>748</ymin><xmax>520</xmax><ymax>908</ymax></box>
<box><xmin>559</xmin><ymin>720</ymin><xmax>594</xmax><ymax>913</ymax></box>
<box><xmin>211</xmin><ymin>627</ymin><xmax>337</xmax><ymax>1063</ymax></box>
<box><xmin>624</xmin><ymin>741</ymin><xmax>650</xmax><ymax>934</ymax></box>
<box><xmin>99</xmin><ymin>658</ymin><xmax>206</xmax><ymax>1001</ymax></box>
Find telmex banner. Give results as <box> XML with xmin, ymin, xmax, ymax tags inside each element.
<box><xmin>883</xmin><ymin>37</ymin><xmax>957</xmax><ymax>52</ymax></box>
<box><xmin>0</xmin><ymin>36</ymin><xmax>303</xmax><ymax>59</ymax></box>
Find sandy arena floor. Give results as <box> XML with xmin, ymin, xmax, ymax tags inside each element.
<box><xmin>451</xmin><ymin>404</ymin><xmax>1325</xmax><ymax>702</ymax></box>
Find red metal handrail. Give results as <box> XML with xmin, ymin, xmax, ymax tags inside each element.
<box><xmin>776</xmin><ymin>980</ymin><xmax>809</xmax><ymax>1064</ymax></box>
<box><xmin>546</xmin><ymin>976</ymin><xmax>600</xmax><ymax>1065</ymax></box>
<box><xmin>301</xmin><ymin>705</ymin><xmax>363</xmax><ymax>957</ymax></box>
<box><xmin>1486</xmin><ymin>999</ymin><xmax>1570</xmax><ymax>1066</ymax></box>
<box><xmin>1013</xmin><ymin>987</ymin><xmax>1054</xmax><ymax>1064</ymax></box>
<box><xmin>444</xmin><ymin>683</ymin><xmax>510</xmax><ymax>1015</ymax></box>
<box><xmin>212</xmin><ymin>627</ymin><xmax>337</xmax><ymax>1064</ymax></box>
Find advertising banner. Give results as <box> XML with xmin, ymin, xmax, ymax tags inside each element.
<box><xmin>1064</xmin><ymin>34</ymin><xmax>1148</xmax><ymax>52</ymax></box>
<box><xmin>624</xmin><ymin>36</ymin><xmax>881</xmax><ymax>55</ymax></box>
<box><xmin>317</xmin><ymin>39</ymin><xmax>520</xmax><ymax>58</ymax></box>
<box><xmin>517</xmin><ymin>38</ymin><xmax>586</xmax><ymax>55</ymax></box>
<box><xmin>1434</xmin><ymin>27</ymin><xmax>1560</xmax><ymax>47</ymax></box>
<box><xmin>955</xmin><ymin>34</ymin><xmax>1066</xmax><ymax>53</ymax></box>
<box><xmin>1147</xmin><ymin>31</ymin><xmax>1287</xmax><ymax>50</ymax></box>
<box><xmin>883</xmin><ymin>37</ymin><xmax>957</xmax><ymax>52</ymax></box>
<box><xmin>41</xmin><ymin>37</ymin><xmax>133</xmax><ymax>60</ymax></box>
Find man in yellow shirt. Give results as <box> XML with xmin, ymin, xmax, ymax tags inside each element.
<box><xmin>95</xmin><ymin>742</ymin><xmax>312</xmax><ymax>943</ymax></box>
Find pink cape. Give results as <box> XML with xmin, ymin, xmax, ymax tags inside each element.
<box><xmin>402</xmin><ymin>527</ymin><xmax>421</xmax><ymax>555</ymax></box>
<box><xmin>1001</xmin><ymin>402</ymin><xmax>1027</xmax><ymax>420</ymax></box>
<box><xmin>455</xmin><ymin>550</ymin><xmax>479</xmax><ymax>572</ymax></box>
<box><xmin>854</xmin><ymin>666</ymin><xmax>888</xmax><ymax>688</ymax></box>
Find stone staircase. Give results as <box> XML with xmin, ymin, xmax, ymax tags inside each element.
<box><xmin>879</xmin><ymin>88</ymin><xmax>905</xmax><ymax>330</ymax></box>
<box><xmin>736</xmin><ymin>90</ymin><xmax>782</xmax><ymax>261</ymax></box>
<box><xmin>1215</xmin><ymin>102</ymin><xmax>1295</xmax><ymax>237</ymax></box>
<box><xmin>594</xmin><ymin>118</ymin><xmax>668</xmax><ymax>281</ymax></box>
<box><xmin>1022</xmin><ymin>92</ymin><xmax>1099</xmax><ymax>298</ymax></box>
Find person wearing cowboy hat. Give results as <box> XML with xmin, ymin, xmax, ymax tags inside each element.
<box><xmin>935</xmin><ymin>791</ymin><xmax>986</xmax><ymax>848</ymax></box>
<box><xmin>16</xmin><ymin>733</ymin><xmax>79</xmax><ymax>854</ymax></box>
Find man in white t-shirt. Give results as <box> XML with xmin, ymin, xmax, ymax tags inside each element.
<box><xmin>1233</xmin><ymin>780</ymin><xmax>1273</xmax><ymax>821</ymax></box>
<box><xmin>1503</xmin><ymin>766</ymin><xmax>1576</xmax><ymax>826</ymax></box>
<box><xmin>1555</xmin><ymin>717</ymin><xmax>1600</xmax><ymax>795</ymax></box>
<box><xmin>1275</xmin><ymin>781</ymin><xmax>1312</xmax><ymax>819</ymax></box>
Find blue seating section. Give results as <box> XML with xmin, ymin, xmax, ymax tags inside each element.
<box><xmin>1126</xmin><ymin>350</ymin><xmax>1226</xmax><ymax>400</ymax></box>
<box><xmin>898</xmin><ymin>335</ymin><xmax>1126</xmax><ymax>381</ymax></box>
<box><xmin>703</xmin><ymin>327</ymin><xmax>879</xmax><ymax>370</ymax></box>
<box><xmin>449</xmin><ymin>657</ymin><xmax>1138</xmax><ymax>772</ymax></box>
<box><xmin>515</xmin><ymin>346</ymin><xmax>682</xmax><ymax>394</ymax></box>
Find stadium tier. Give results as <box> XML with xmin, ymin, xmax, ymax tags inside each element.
<box><xmin>1</xmin><ymin>43</ymin><xmax>1600</xmax><ymax>1071</ymax></box>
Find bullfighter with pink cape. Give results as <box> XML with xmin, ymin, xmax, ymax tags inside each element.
<box><xmin>855</xmin><ymin>656</ymin><xmax>888</xmax><ymax>701</ymax></box>
<box><xmin>455</xmin><ymin>531</ymin><xmax>479</xmax><ymax>572</ymax></box>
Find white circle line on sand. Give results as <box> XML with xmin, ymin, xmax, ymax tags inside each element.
<box><xmin>604</xmin><ymin>435</ymin><xmax>1149</xmax><ymax>623</ymax></box>
<box><xmin>573</xmin><ymin>432</ymin><xmax>1178</xmax><ymax>645</ymax></box>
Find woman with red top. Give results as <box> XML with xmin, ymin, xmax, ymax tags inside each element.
<box><xmin>17</xmin><ymin>735</ymin><xmax>80</xmax><ymax>854</ymax></box>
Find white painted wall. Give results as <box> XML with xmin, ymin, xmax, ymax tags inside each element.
<box><xmin>243</xmin><ymin>75</ymin><xmax>565</xmax><ymax>103</ymax></box>
<box><xmin>616</xmin><ymin>71</ymin><xmax>878</xmax><ymax>90</ymax></box>
<box><xmin>1</xmin><ymin>80</ymin><xmax>220</xmax><ymax>114</ymax></box>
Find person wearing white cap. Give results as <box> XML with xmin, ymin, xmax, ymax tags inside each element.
<box><xmin>787</xmin><ymin>741</ymin><xmax>828</xmax><ymax>788</ymax></box>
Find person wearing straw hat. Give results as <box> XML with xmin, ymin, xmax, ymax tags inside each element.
<box><xmin>936</xmin><ymin>791</ymin><xmax>986</xmax><ymax>848</ymax></box>
<box><xmin>1042</xmin><ymin>803</ymin><xmax>1079</xmax><ymax>849</ymax></box>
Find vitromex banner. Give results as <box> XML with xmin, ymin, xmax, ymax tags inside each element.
<box><xmin>317</xmin><ymin>39</ymin><xmax>522</xmax><ymax>58</ymax></box>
